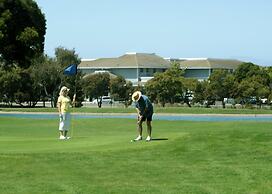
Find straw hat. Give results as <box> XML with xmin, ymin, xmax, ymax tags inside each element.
<box><xmin>132</xmin><ymin>91</ymin><xmax>142</xmax><ymax>102</ymax></box>
<box><xmin>59</xmin><ymin>86</ymin><xmax>70</xmax><ymax>95</ymax></box>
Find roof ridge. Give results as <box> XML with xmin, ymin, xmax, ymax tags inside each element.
<box><xmin>206</xmin><ymin>58</ymin><xmax>212</xmax><ymax>67</ymax></box>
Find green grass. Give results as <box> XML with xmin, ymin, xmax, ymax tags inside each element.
<box><xmin>0</xmin><ymin>117</ymin><xmax>272</xmax><ymax>193</ymax></box>
<box><xmin>1</xmin><ymin>106</ymin><xmax>272</xmax><ymax>114</ymax></box>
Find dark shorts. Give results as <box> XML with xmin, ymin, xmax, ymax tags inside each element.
<box><xmin>139</xmin><ymin>113</ymin><xmax>153</xmax><ymax>122</ymax></box>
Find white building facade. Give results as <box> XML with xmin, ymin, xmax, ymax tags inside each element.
<box><xmin>78</xmin><ymin>53</ymin><xmax>243</xmax><ymax>85</ymax></box>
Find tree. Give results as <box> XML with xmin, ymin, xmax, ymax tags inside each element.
<box><xmin>145</xmin><ymin>63</ymin><xmax>184</xmax><ymax>107</ymax></box>
<box><xmin>236</xmin><ymin>76</ymin><xmax>270</xmax><ymax>107</ymax></box>
<box><xmin>206</xmin><ymin>70</ymin><xmax>232</xmax><ymax>108</ymax></box>
<box><xmin>192</xmin><ymin>80</ymin><xmax>208</xmax><ymax>106</ymax></box>
<box><xmin>83</xmin><ymin>73</ymin><xmax>110</xmax><ymax>108</ymax></box>
<box><xmin>181</xmin><ymin>78</ymin><xmax>198</xmax><ymax>107</ymax></box>
<box><xmin>110</xmin><ymin>76</ymin><xmax>133</xmax><ymax>107</ymax></box>
<box><xmin>14</xmin><ymin>68</ymin><xmax>41</xmax><ymax>107</ymax></box>
<box><xmin>265</xmin><ymin>66</ymin><xmax>272</xmax><ymax>104</ymax></box>
<box><xmin>30</xmin><ymin>55</ymin><xmax>62</xmax><ymax>107</ymax></box>
<box><xmin>0</xmin><ymin>0</ymin><xmax>46</xmax><ymax>68</ymax></box>
<box><xmin>0</xmin><ymin>66</ymin><xmax>40</xmax><ymax>107</ymax></box>
<box><xmin>0</xmin><ymin>67</ymin><xmax>21</xmax><ymax>106</ymax></box>
<box><xmin>234</xmin><ymin>63</ymin><xmax>270</xmax><ymax>106</ymax></box>
<box><xmin>55</xmin><ymin>47</ymin><xmax>81</xmax><ymax>68</ymax></box>
<box><xmin>234</xmin><ymin>62</ymin><xmax>260</xmax><ymax>82</ymax></box>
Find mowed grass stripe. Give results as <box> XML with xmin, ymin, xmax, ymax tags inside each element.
<box><xmin>0</xmin><ymin>117</ymin><xmax>272</xmax><ymax>193</ymax></box>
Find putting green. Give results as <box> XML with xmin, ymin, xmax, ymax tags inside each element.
<box><xmin>1</xmin><ymin>117</ymin><xmax>272</xmax><ymax>194</ymax></box>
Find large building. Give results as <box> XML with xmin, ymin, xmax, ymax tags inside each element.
<box><xmin>78</xmin><ymin>52</ymin><xmax>171</xmax><ymax>86</ymax></box>
<box><xmin>78</xmin><ymin>53</ymin><xmax>243</xmax><ymax>85</ymax></box>
<box><xmin>168</xmin><ymin>58</ymin><xmax>243</xmax><ymax>81</ymax></box>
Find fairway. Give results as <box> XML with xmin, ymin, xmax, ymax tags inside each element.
<box><xmin>1</xmin><ymin>117</ymin><xmax>272</xmax><ymax>194</ymax></box>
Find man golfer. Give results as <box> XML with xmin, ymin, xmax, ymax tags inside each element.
<box><xmin>132</xmin><ymin>91</ymin><xmax>153</xmax><ymax>141</ymax></box>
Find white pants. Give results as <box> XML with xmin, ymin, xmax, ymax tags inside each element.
<box><xmin>59</xmin><ymin>113</ymin><xmax>71</xmax><ymax>131</ymax></box>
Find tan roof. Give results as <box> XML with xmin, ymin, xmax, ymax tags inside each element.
<box><xmin>83</xmin><ymin>70</ymin><xmax>117</xmax><ymax>79</ymax></box>
<box><xmin>179</xmin><ymin>58</ymin><xmax>243</xmax><ymax>69</ymax></box>
<box><xmin>78</xmin><ymin>53</ymin><xmax>171</xmax><ymax>69</ymax></box>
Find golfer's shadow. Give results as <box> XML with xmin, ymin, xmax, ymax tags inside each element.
<box><xmin>151</xmin><ymin>138</ymin><xmax>168</xmax><ymax>141</ymax></box>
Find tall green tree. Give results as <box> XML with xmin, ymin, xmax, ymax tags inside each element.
<box><xmin>110</xmin><ymin>76</ymin><xmax>133</xmax><ymax>107</ymax></box>
<box><xmin>14</xmin><ymin>68</ymin><xmax>40</xmax><ymax>107</ymax></box>
<box><xmin>83</xmin><ymin>73</ymin><xmax>110</xmax><ymax>108</ymax></box>
<box><xmin>236</xmin><ymin>76</ymin><xmax>270</xmax><ymax>106</ymax></box>
<box><xmin>55</xmin><ymin>47</ymin><xmax>81</xmax><ymax>68</ymax></box>
<box><xmin>234</xmin><ymin>63</ymin><xmax>270</xmax><ymax>106</ymax></box>
<box><xmin>0</xmin><ymin>66</ymin><xmax>40</xmax><ymax>107</ymax></box>
<box><xmin>181</xmin><ymin>78</ymin><xmax>198</xmax><ymax>107</ymax></box>
<box><xmin>0</xmin><ymin>67</ymin><xmax>21</xmax><ymax>106</ymax></box>
<box><xmin>0</xmin><ymin>0</ymin><xmax>46</xmax><ymax>68</ymax></box>
<box><xmin>192</xmin><ymin>80</ymin><xmax>208</xmax><ymax>106</ymax></box>
<box><xmin>30</xmin><ymin>55</ymin><xmax>62</xmax><ymax>107</ymax></box>
<box><xmin>206</xmin><ymin>70</ymin><xmax>233</xmax><ymax>108</ymax></box>
<box><xmin>265</xmin><ymin>66</ymin><xmax>272</xmax><ymax>104</ymax></box>
<box><xmin>145</xmin><ymin>63</ymin><xmax>184</xmax><ymax>107</ymax></box>
<box><xmin>234</xmin><ymin>62</ymin><xmax>261</xmax><ymax>82</ymax></box>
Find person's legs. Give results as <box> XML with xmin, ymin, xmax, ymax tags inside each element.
<box><xmin>63</xmin><ymin>113</ymin><xmax>71</xmax><ymax>139</ymax></box>
<box><xmin>135</xmin><ymin>120</ymin><xmax>143</xmax><ymax>140</ymax></box>
<box><xmin>59</xmin><ymin>119</ymin><xmax>65</xmax><ymax>139</ymax></box>
<box><xmin>146</xmin><ymin>121</ymin><xmax>152</xmax><ymax>137</ymax></box>
<box><xmin>59</xmin><ymin>130</ymin><xmax>66</xmax><ymax>139</ymax></box>
<box><xmin>146</xmin><ymin>114</ymin><xmax>153</xmax><ymax>141</ymax></box>
<box><xmin>59</xmin><ymin>130</ymin><xmax>64</xmax><ymax>137</ymax></box>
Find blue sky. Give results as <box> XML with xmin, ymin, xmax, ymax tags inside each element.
<box><xmin>35</xmin><ymin>0</ymin><xmax>272</xmax><ymax>66</ymax></box>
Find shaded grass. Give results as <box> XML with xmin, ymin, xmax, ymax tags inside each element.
<box><xmin>0</xmin><ymin>117</ymin><xmax>272</xmax><ymax>193</ymax></box>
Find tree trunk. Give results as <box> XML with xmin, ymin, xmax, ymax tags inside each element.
<box><xmin>222</xmin><ymin>100</ymin><xmax>225</xmax><ymax>108</ymax></box>
<box><xmin>97</xmin><ymin>98</ymin><xmax>102</xmax><ymax>108</ymax></box>
<box><xmin>184</xmin><ymin>98</ymin><xmax>191</xmax><ymax>107</ymax></box>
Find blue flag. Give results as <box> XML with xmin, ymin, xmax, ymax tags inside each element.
<box><xmin>64</xmin><ymin>64</ymin><xmax>77</xmax><ymax>75</ymax></box>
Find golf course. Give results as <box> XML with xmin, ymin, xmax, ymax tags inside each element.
<box><xmin>1</xmin><ymin>109</ymin><xmax>272</xmax><ymax>194</ymax></box>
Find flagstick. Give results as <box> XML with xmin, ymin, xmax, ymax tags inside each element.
<box><xmin>71</xmin><ymin>112</ymin><xmax>74</xmax><ymax>138</ymax></box>
<box><xmin>71</xmin><ymin>96</ymin><xmax>76</xmax><ymax>138</ymax></box>
<box><xmin>71</xmin><ymin>75</ymin><xmax>77</xmax><ymax>139</ymax></box>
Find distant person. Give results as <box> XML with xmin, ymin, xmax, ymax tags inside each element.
<box><xmin>132</xmin><ymin>91</ymin><xmax>153</xmax><ymax>141</ymax></box>
<box><xmin>57</xmin><ymin>86</ymin><xmax>75</xmax><ymax>140</ymax></box>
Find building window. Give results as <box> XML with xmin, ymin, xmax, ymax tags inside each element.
<box><xmin>153</xmin><ymin>69</ymin><xmax>156</xmax><ymax>73</ymax></box>
<box><xmin>140</xmin><ymin>68</ymin><xmax>143</xmax><ymax>73</ymax></box>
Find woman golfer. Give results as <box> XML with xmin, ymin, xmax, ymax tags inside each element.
<box><xmin>132</xmin><ymin>91</ymin><xmax>153</xmax><ymax>142</ymax></box>
<box><xmin>57</xmin><ymin>86</ymin><xmax>75</xmax><ymax>140</ymax></box>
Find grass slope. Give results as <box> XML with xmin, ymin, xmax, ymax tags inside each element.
<box><xmin>0</xmin><ymin>117</ymin><xmax>272</xmax><ymax>193</ymax></box>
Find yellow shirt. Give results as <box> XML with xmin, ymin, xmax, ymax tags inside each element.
<box><xmin>58</xmin><ymin>95</ymin><xmax>71</xmax><ymax>113</ymax></box>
